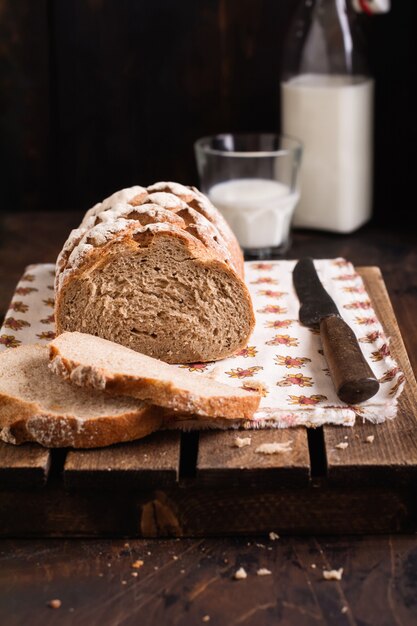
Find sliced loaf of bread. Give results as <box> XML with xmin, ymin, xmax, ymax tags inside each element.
<box><xmin>49</xmin><ymin>332</ymin><xmax>261</xmax><ymax>419</ymax></box>
<box><xmin>0</xmin><ymin>345</ymin><xmax>162</xmax><ymax>448</ymax></box>
<box><xmin>54</xmin><ymin>182</ymin><xmax>255</xmax><ymax>364</ymax></box>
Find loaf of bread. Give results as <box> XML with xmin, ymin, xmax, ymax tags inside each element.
<box><xmin>55</xmin><ymin>182</ymin><xmax>255</xmax><ymax>363</ymax></box>
<box><xmin>0</xmin><ymin>345</ymin><xmax>162</xmax><ymax>448</ymax></box>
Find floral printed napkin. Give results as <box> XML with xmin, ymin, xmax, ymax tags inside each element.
<box><xmin>0</xmin><ymin>260</ymin><xmax>405</xmax><ymax>429</ymax></box>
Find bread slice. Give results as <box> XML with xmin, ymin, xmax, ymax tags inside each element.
<box><xmin>0</xmin><ymin>345</ymin><xmax>162</xmax><ymax>448</ymax></box>
<box><xmin>54</xmin><ymin>183</ymin><xmax>255</xmax><ymax>364</ymax></box>
<box><xmin>49</xmin><ymin>332</ymin><xmax>261</xmax><ymax>419</ymax></box>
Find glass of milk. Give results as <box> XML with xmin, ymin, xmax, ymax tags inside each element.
<box><xmin>194</xmin><ymin>133</ymin><xmax>302</xmax><ymax>258</ymax></box>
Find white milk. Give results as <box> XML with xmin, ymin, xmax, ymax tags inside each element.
<box><xmin>281</xmin><ymin>74</ymin><xmax>374</xmax><ymax>233</ymax></box>
<box><xmin>208</xmin><ymin>178</ymin><xmax>299</xmax><ymax>250</ymax></box>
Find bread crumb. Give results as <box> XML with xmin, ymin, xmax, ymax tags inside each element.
<box><xmin>202</xmin><ymin>616</ymin><xmax>210</xmax><ymax>622</ymax></box>
<box><xmin>366</xmin><ymin>435</ymin><xmax>375</xmax><ymax>443</ymax></box>
<box><xmin>256</xmin><ymin>441</ymin><xmax>292</xmax><ymax>455</ymax></box>
<box><xmin>121</xmin><ymin>580</ymin><xmax>127</xmax><ymax>585</ymax></box>
<box><xmin>341</xmin><ymin>606</ymin><xmax>348</xmax><ymax>614</ymax></box>
<box><xmin>269</xmin><ymin>531</ymin><xmax>279</xmax><ymax>541</ymax></box>
<box><xmin>257</xmin><ymin>568</ymin><xmax>272</xmax><ymax>576</ymax></box>
<box><xmin>180</xmin><ymin>569</ymin><xmax>185</xmax><ymax>574</ymax></box>
<box><xmin>131</xmin><ymin>572</ymin><xmax>138</xmax><ymax>577</ymax></box>
<box><xmin>323</xmin><ymin>568</ymin><xmax>343</xmax><ymax>581</ymax></box>
<box><xmin>233</xmin><ymin>436</ymin><xmax>251</xmax><ymax>448</ymax></box>
<box><xmin>255</xmin><ymin>543</ymin><xmax>265</xmax><ymax>548</ymax></box>
<box><xmin>124</xmin><ymin>542</ymin><xmax>129</xmax><ymax>548</ymax></box>
<box><xmin>335</xmin><ymin>442</ymin><xmax>349</xmax><ymax>450</ymax></box>
<box><xmin>234</xmin><ymin>567</ymin><xmax>247</xmax><ymax>580</ymax></box>
<box><xmin>147</xmin><ymin>551</ymin><xmax>152</xmax><ymax>555</ymax></box>
<box><xmin>132</xmin><ymin>560</ymin><xmax>144</xmax><ymax>569</ymax></box>
<box><xmin>311</xmin><ymin>563</ymin><xmax>317</xmax><ymax>569</ymax></box>
<box><xmin>47</xmin><ymin>599</ymin><xmax>61</xmax><ymax>609</ymax></box>
<box><xmin>173</xmin><ymin>555</ymin><xmax>178</xmax><ymax>560</ymax></box>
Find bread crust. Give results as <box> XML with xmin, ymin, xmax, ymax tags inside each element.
<box><xmin>0</xmin><ymin>394</ymin><xmax>162</xmax><ymax>448</ymax></box>
<box><xmin>56</xmin><ymin>183</ymin><xmax>244</xmax><ymax>288</ymax></box>
<box><xmin>49</xmin><ymin>338</ymin><xmax>261</xmax><ymax>420</ymax></box>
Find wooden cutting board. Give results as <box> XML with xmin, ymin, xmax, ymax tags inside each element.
<box><xmin>1</xmin><ymin>267</ymin><xmax>417</xmax><ymax>537</ymax></box>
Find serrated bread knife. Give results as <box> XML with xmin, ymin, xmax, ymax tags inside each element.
<box><xmin>292</xmin><ymin>257</ymin><xmax>380</xmax><ymax>404</ymax></box>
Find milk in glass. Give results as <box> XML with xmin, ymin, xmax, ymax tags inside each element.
<box><xmin>209</xmin><ymin>178</ymin><xmax>299</xmax><ymax>249</ymax></box>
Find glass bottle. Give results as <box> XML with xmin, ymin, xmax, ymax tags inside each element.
<box><xmin>281</xmin><ymin>0</ymin><xmax>388</xmax><ymax>233</ymax></box>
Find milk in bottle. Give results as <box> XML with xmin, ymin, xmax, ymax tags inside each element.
<box><xmin>280</xmin><ymin>0</ymin><xmax>387</xmax><ymax>232</ymax></box>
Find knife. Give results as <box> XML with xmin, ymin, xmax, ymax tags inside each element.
<box><xmin>292</xmin><ymin>257</ymin><xmax>380</xmax><ymax>404</ymax></box>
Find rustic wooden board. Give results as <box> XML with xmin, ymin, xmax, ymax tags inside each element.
<box><xmin>0</xmin><ymin>442</ymin><xmax>51</xmax><ymax>488</ymax></box>
<box><xmin>324</xmin><ymin>267</ymin><xmax>417</xmax><ymax>485</ymax></box>
<box><xmin>1</xmin><ymin>265</ymin><xmax>417</xmax><ymax>537</ymax></box>
<box><xmin>64</xmin><ymin>431</ymin><xmax>181</xmax><ymax>490</ymax></box>
<box><xmin>197</xmin><ymin>428</ymin><xmax>310</xmax><ymax>487</ymax></box>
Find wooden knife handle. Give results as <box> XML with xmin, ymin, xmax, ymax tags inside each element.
<box><xmin>320</xmin><ymin>315</ymin><xmax>380</xmax><ymax>404</ymax></box>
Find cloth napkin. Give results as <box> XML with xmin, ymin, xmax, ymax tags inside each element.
<box><xmin>0</xmin><ymin>260</ymin><xmax>404</xmax><ymax>429</ymax></box>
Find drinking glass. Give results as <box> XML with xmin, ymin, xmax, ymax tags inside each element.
<box><xmin>194</xmin><ymin>133</ymin><xmax>302</xmax><ymax>258</ymax></box>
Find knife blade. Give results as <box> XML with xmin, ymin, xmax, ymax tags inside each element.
<box><xmin>293</xmin><ymin>257</ymin><xmax>380</xmax><ymax>404</ymax></box>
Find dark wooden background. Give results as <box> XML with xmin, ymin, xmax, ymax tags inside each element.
<box><xmin>0</xmin><ymin>0</ymin><xmax>416</xmax><ymax>225</ymax></box>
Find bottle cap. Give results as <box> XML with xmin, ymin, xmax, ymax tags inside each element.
<box><xmin>352</xmin><ymin>0</ymin><xmax>390</xmax><ymax>13</ymax></box>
